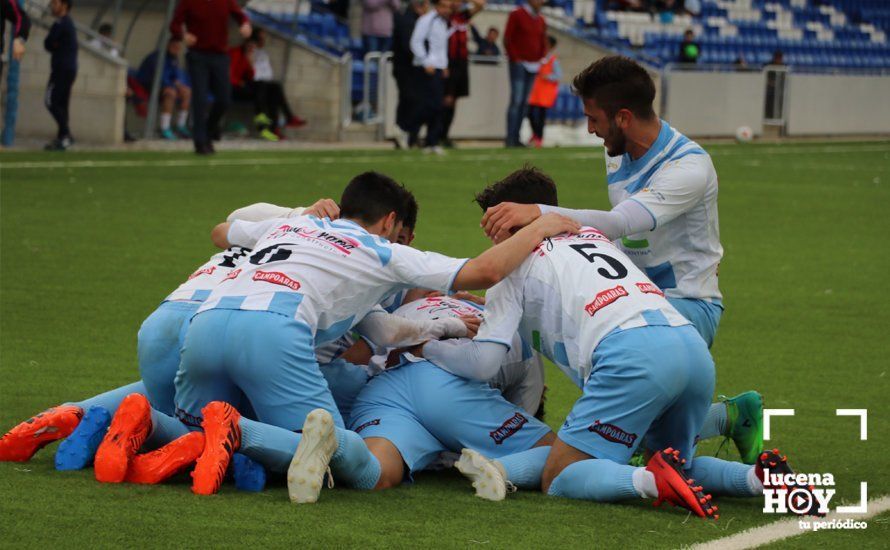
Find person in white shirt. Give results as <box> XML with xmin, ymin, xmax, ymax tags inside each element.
<box><xmin>249</xmin><ymin>28</ymin><xmax>306</xmax><ymax>131</ymax></box>
<box><xmin>409</xmin><ymin>0</ymin><xmax>453</xmax><ymax>154</ymax></box>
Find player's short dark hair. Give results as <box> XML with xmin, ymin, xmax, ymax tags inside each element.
<box><xmin>340</xmin><ymin>171</ymin><xmax>413</xmax><ymax>227</ymax></box>
<box><xmin>474</xmin><ymin>166</ymin><xmax>558</xmax><ymax>211</ymax></box>
<box><xmin>60</xmin><ymin>0</ymin><xmax>72</xmax><ymax>7</ymax></box>
<box><xmin>402</xmin><ymin>190</ymin><xmax>418</xmax><ymax>231</ymax></box>
<box><xmin>98</xmin><ymin>22</ymin><xmax>113</xmax><ymax>36</ymax></box>
<box><xmin>547</xmin><ymin>35</ymin><xmax>557</xmax><ymax>48</ymax></box>
<box><xmin>572</xmin><ymin>56</ymin><xmax>656</xmax><ymax>119</ymax></box>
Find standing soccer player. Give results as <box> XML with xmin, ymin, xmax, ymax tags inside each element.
<box><xmin>43</xmin><ymin>0</ymin><xmax>77</xmax><ymax>151</ymax></box>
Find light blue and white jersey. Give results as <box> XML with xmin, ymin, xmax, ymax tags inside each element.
<box><xmin>197</xmin><ymin>216</ymin><xmax>468</xmax><ymax>345</ymax></box>
<box><xmin>605</xmin><ymin>120</ymin><xmax>722</xmax><ymax>303</ymax></box>
<box><xmin>164</xmin><ymin>246</ymin><xmax>252</xmax><ymax>303</ymax></box>
<box><xmin>476</xmin><ymin>227</ymin><xmax>689</xmax><ymax>387</ymax></box>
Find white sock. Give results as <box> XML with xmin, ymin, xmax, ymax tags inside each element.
<box><xmin>632</xmin><ymin>467</ymin><xmax>658</xmax><ymax>499</ymax></box>
<box><xmin>177</xmin><ymin>110</ymin><xmax>188</xmax><ymax>127</ymax></box>
<box><xmin>747</xmin><ymin>466</ymin><xmax>764</xmax><ymax>494</ymax></box>
<box><xmin>160</xmin><ymin>113</ymin><xmax>172</xmax><ymax>130</ymax></box>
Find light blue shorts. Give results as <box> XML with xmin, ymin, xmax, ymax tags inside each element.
<box><xmin>558</xmin><ymin>324</ymin><xmax>715</xmax><ymax>466</ymax></box>
<box><xmin>349</xmin><ymin>360</ymin><xmax>553</xmax><ymax>473</ymax></box>
<box><xmin>174</xmin><ymin>308</ymin><xmax>344</xmax><ymax>431</ymax></box>
<box><xmin>667</xmin><ymin>297</ymin><xmax>723</xmax><ymax>348</ymax></box>
<box><xmin>137</xmin><ymin>300</ymin><xmax>200</xmax><ymax>416</ymax></box>
<box><xmin>320</xmin><ymin>358</ymin><xmax>370</xmax><ymax>421</ymax></box>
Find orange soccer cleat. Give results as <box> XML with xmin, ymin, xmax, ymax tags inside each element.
<box><xmin>646</xmin><ymin>448</ymin><xmax>719</xmax><ymax>520</ymax></box>
<box><xmin>191</xmin><ymin>401</ymin><xmax>241</xmax><ymax>495</ymax></box>
<box><xmin>125</xmin><ymin>431</ymin><xmax>205</xmax><ymax>485</ymax></box>
<box><xmin>94</xmin><ymin>394</ymin><xmax>151</xmax><ymax>483</ymax></box>
<box><xmin>0</xmin><ymin>405</ymin><xmax>83</xmax><ymax>462</ymax></box>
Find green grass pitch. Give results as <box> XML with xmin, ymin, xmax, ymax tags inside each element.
<box><xmin>1</xmin><ymin>142</ymin><xmax>888</xmax><ymax>548</ymax></box>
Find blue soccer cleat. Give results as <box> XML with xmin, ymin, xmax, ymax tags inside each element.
<box><xmin>55</xmin><ymin>406</ymin><xmax>111</xmax><ymax>471</ymax></box>
<box><xmin>232</xmin><ymin>452</ymin><xmax>267</xmax><ymax>492</ymax></box>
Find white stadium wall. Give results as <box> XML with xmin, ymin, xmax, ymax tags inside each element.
<box><xmin>786</xmin><ymin>74</ymin><xmax>890</xmax><ymax>136</ymax></box>
<box><xmin>662</xmin><ymin>70</ymin><xmax>766</xmax><ymax>138</ymax></box>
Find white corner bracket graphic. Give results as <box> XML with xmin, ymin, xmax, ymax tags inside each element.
<box><xmin>837</xmin><ymin>482</ymin><xmax>869</xmax><ymax>514</ymax></box>
<box><xmin>763</xmin><ymin>409</ymin><xmax>795</xmax><ymax>441</ymax></box>
<box><xmin>836</xmin><ymin>409</ymin><xmax>868</xmax><ymax>440</ymax></box>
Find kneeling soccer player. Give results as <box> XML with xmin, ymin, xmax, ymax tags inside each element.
<box><xmin>419</xmin><ymin>168</ymin><xmax>813</xmax><ymax>518</ymax></box>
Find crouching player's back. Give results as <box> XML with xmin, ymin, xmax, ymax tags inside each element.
<box><xmin>421</xmin><ymin>168</ymin><xmax>804</xmax><ymax>519</ymax></box>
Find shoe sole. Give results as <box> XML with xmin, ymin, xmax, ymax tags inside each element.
<box><xmin>455</xmin><ymin>449</ymin><xmax>506</xmax><ymax>501</ymax></box>
<box><xmin>55</xmin><ymin>406</ymin><xmax>111</xmax><ymax>471</ymax></box>
<box><xmin>287</xmin><ymin>409</ymin><xmax>337</xmax><ymax>504</ymax></box>
<box><xmin>734</xmin><ymin>391</ymin><xmax>764</xmax><ymax>464</ymax></box>
<box><xmin>94</xmin><ymin>397</ymin><xmax>150</xmax><ymax>483</ymax></box>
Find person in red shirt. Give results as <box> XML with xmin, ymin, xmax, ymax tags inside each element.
<box><xmin>503</xmin><ymin>0</ymin><xmax>546</xmax><ymax>147</ymax></box>
<box><xmin>170</xmin><ymin>0</ymin><xmax>251</xmax><ymax>155</ymax></box>
<box><xmin>441</xmin><ymin>0</ymin><xmax>484</xmax><ymax>148</ymax></box>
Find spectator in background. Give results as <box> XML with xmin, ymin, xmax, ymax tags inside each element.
<box><xmin>1</xmin><ymin>0</ymin><xmax>31</xmax><ymax>79</ymax></box>
<box><xmin>768</xmin><ymin>50</ymin><xmax>784</xmax><ymax>65</ymax></box>
<box><xmin>362</xmin><ymin>0</ymin><xmax>400</xmax><ymax>52</ymax></box>
<box><xmin>441</xmin><ymin>0</ymin><xmax>484</xmax><ymax>148</ymax></box>
<box><xmin>683</xmin><ymin>0</ymin><xmax>701</xmax><ymax>17</ymax></box>
<box><xmin>391</xmin><ymin>0</ymin><xmax>428</xmax><ymax>149</ymax></box>
<box><xmin>88</xmin><ymin>22</ymin><xmax>119</xmax><ymax>57</ymax></box>
<box><xmin>471</xmin><ymin>25</ymin><xmax>499</xmax><ymax>57</ymax></box>
<box><xmin>678</xmin><ymin>28</ymin><xmax>700</xmax><ymax>64</ymax></box>
<box><xmin>250</xmin><ymin>28</ymin><xmax>306</xmax><ymax>134</ymax></box>
<box><xmin>526</xmin><ymin>35</ymin><xmax>561</xmax><ymax>148</ymax></box>
<box><xmin>410</xmin><ymin>0</ymin><xmax>452</xmax><ymax>154</ymax></box>
<box><xmin>138</xmin><ymin>37</ymin><xmax>191</xmax><ymax>140</ymax></box>
<box><xmin>43</xmin><ymin>0</ymin><xmax>77</xmax><ymax>151</ymax></box>
<box><xmin>170</xmin><ymin>0</ymin><xmax>251</xmax><ymax>155</ymax></box>
<box><xmin>504</xmin><ymin>0</ymin><xmax>546</xmax><ymax>147</ymax></box>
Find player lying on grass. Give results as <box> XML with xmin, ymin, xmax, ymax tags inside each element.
<box><xmin>414</xmin><ymin>167</ymin><xmax>817</xmax><ymax>518</ymax></box>
<box><xmin>89</xmin><ymin>172</ymin><xmax>579</xmax><ymax>496</ymax></box>
<box><xmin>0</xmin><ymin>198</ymin><xmax>472</xmax><ymax>481</ymax></box>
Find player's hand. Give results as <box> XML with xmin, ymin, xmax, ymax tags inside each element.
<box><xmin>304</xmin><ymin>198</ymin><xmax>340</xmax><ymax>219</ymax></box>
<box><xmin>530</xmin><ymin>213</ymin><xmax>580</xmax><ymax>240</ymax></box>
<box><xmin>12</xmin><ymin>38</ymin><xmax>25</xmax><ymax>61</ymax></box>
<box><xmin>443</xmin><ymin>68</ymin><xmax>450</xmax><ymax>79</ymax></box>
<box><xmin>424</xmin><ymin>66</ymin><xmax>435</xmax><ymax>75</ymax></box>
<box><xmin>459</xmin><ymin>315</ymin><xmax>481</xmax><ymax>338</ymax></box>
<box><xmin>184</xmin><ymin>33</ymin><xmax>198</xmax><ymax>46</ymax></box>
<box><xmin>482</xmin><ymin>202</ymin><xmax>542</xmax><ymax>243</ymax></box>
<box><xmin>451</xmin><ymin>290</ymin><xmax>485</xmax><ymax>306</ymax></box>
<box><xmin>239</xmin><ymin>22</ymin><xmax>253</xmax><ymax>38</ymax></box>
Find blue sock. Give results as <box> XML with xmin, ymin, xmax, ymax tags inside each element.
<box><xmin>238</xmin><ymin>417</ymin><xmax>301</xmax><ymax>474</ymax></box>
<box><xmin>547</xmin><ymin>459</ymin><xmax>639</xmax><ymax>502</ymax></box>
<box><xmin>699</xmin><ymin>402</ymin><xmax>728</xmax><ymax>440</ymax></box>
<box><xmin>496</xmin><ymin>446</ymin><xmax>550</xmax><ymax>489</ymax></box>
<box><xmin>71</xmin><ymin>381</ymin><xmax>146</xmax><ymax>413</ymax></box>
<box><xmin>330</xmin><ymin>428</ymin><xmax>380</xmax><ymax>490</ymax></box>
<box><xmin>688</xmin><ymin>456</ymin><xmax>757</xmax><ymax>496</ymax></box>
<box><xmin>143</xmin><ymin>408</ymin><xmax>190</xmax><ymax>449</ymax></box>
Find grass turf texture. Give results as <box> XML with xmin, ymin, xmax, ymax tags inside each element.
<box><xmin>1</xmin><ymin>142</ymin><xmax>888</xmax><ymax>548</ymax></box>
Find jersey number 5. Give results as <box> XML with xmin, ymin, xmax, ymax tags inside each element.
<box><xmin>569</xmin><ymin>243</ymin><xmax>628</xmax><ymax>280</ymax></box>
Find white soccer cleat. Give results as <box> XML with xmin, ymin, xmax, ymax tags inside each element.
<box><xmin>455</xmin><ymin>448</ymin><xmax>509</xmax><ymax>502</ymax></box>
<box><xmin>287</xmin><ymin>408</ymin><xmax>338</xmax><ymax>504</ymax></box>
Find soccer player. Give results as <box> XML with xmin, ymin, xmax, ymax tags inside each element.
<box><xmin>416</xmin><ymin>167</ymin><xmax>791</xmax><ymax>518</ymax></box>
<box><xmin>479</xmin><ymin>56</ymin><xmax>762</xmax><ymax>462</ymax></box>
<box><xmin>95</xmin><ymin>172</ymin><xmax>578</xmax><ymax>496</ymax></box>
<box><xmin>0</xmin><ymin>198</ymin><xmax>338</xmax><ymax>470</ymax></box>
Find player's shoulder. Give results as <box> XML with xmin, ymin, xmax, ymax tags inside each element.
<box><xmin>663</xmin><ymin>123</ymin><xmax>711</xmax><ymax>162</ymax></box>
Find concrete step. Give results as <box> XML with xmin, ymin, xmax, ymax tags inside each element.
<box><xmin>341</xmin><ymin>123</ymin><xmax>383</xmax><ymax>143</ymax></box>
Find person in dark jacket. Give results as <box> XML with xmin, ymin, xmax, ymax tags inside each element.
<box><xmin>1</xmin><ymin>0</ymin><xmax>31</xmax><ymax>78</ymax></box>
<box><xmin>44</xmin><ymin>0</ymin><xmax>77</xmax><ymax>151</ymax></box>
<box><xmin>390</xmin><ymin>0</ymin><xmax>428</xmax><ymax>148</ymax></box>
<box><xmin>137</xmin><ymin>38</ymin><xmax>191</xmax><ymax>140</ymax></box>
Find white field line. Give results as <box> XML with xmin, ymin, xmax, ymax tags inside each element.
<box><xmin>687</xmin><ymin>495</ymin><xmax>890</xmax><ymax>550</ymax></box>
<box><xmin>1</xmin><ymin>144</ymin><xmax>888</xmax><ymax>171</ymax></box>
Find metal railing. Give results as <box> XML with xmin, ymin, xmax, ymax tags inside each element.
<box><xmin>359</xmin><ymin>51</ymin><xmax>389</xmax><ymax>125</ymax></box>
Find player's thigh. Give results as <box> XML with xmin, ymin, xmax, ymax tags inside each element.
<box><xmin>173</xmin><ymin>309</ymin><xmax>240</xmax><ymax>427</ymax></box>
<box><xmin>227</xmin><ymin>311</ymin><xmax>343</xmax><ymax>431</ymax></box>
<box><xmin>137</xmin><ymin>301</ymin><xmax>198</xmax><ymax>415</ymax></box>
<box><xmin>411</xmin><ymin>362</ymin><xmax>553</xmax><ymax>457</ymax></box>
<box><xmin>645</xmin><ymin>327</ymin><xmax>716</xmax><ymax>463</ymax></box>
<box><xmin>667</xmin><ymin>298</ymin><xmax>722</xmax><ymax>348</ymax></box>
<box><xmin>541</xmin><ymin>436</ymin><xmax>595</xmax><ymax>493</ymax></box>
<box><xmin>320</xmin><ymin>358</ymin><xmax>370</xmax><ymax>422</ymax></box>
<box><xmin>349</xmin><ymin>407</ymin><xmax>446</xmax><ymax>484</ymax></box>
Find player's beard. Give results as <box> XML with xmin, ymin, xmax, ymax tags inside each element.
<box><xmin>603</xmin><ymin>117</ymin><xmax>627</xmax><ymax>157</ymax></box>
